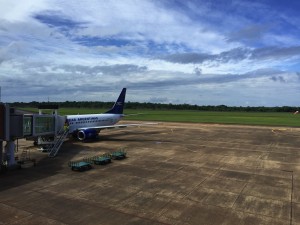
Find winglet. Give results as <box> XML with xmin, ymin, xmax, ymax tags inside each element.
<box><xmin>105</xmin><ymin>88</ymin><xmax>126</xmax><ymax>114</ymax></box>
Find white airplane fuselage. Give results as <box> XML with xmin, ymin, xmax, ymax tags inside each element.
<box><xmin>67</xmin><ymin>114</ymin><xmax>123</xmax><ymax>133</ymax></box>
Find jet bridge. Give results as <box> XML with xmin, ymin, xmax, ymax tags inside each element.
<box><xmin>0</xmin><ymin>104</ymin><xmax>66</xmax><ymax>171</ymax></box>
<box><xmin>23</xmin><ymin>114</ymin><xmax>66</xmax><ymax>139</ymax></box>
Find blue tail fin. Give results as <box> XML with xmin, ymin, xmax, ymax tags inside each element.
<box><xmin>105</xmin><ymin>88</ymin><xmax>126</xmax><ymax>114</ymax></box>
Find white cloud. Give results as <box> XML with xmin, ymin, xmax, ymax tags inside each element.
<box><xmin>0</xmin><ymin>0</ymin><xmax>51</xmax><ymax>22</ymax></box>
<box><xmin>0</xmin><ymin>0</ymin><xmax>299</xmax><ymax>106</ymax></box>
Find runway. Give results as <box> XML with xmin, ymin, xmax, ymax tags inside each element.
<box><xmin>1</xmin><ymin>122</ymin><xmax>300</xmax><ymax>225</ymax></box>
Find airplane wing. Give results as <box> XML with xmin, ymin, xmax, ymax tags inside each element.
<box><xmin>77</xmin><ymin>122</ymin><xmax>158</xmax><ymax>131</ymax></box>
<box><xmin>122</xmin><ymin>113</ymin><xmax>145</xmax><ymax>116</ymax></box>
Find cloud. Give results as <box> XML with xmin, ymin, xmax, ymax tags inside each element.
<box><xmin>160</xmin><ymin>53</ymin><xmax>212</xmax><ymax>64</ymax></box>
<box><xmin>194</xmin><ymin>67</ymin><xmax>202</xmax><ymax>76</ymax></box>
<box><xmin>53</xmin><ymin>64</ymin><xmax>148</xmax><ymax>76</ymax></box>
<box><xmin>251</xmin><ymin>46</ymin><xmax>300</xmax><ymax>60</ymax></box>
<box><xmin>33</xmin><ymin>10</ymin><xmax>86</xmax><ymax>32</ymax></box>
<box><xmin>270</xmin><ymin>76</ymin><xmax>286</xmax><ymax>83</ymax></box>
<box><xmin>227</xmin><ymin>24</ymin><xmax>270</xmax><ymax>43</ymax></box>
<box><xmin>0</xmin><ymin>0</ymin><xmax>50</xmax><ymax>22</ymax></box>
<box><xmin>296</xmin><ymin>72</ymin><xmax>300</xmax><ymax>81</ymax></box>
<box><xmin>158</xmin><ymin>46</ymin><xmax>300</xmax><ymax>66</ymax></box>
<box><xmin>0</xmin><ymin>41</ymin><xmax>26</xmax><ymax>64</ymax></box>
<box><xmin>0</xmin><ymin>0</ymin><xmax>300</xmax><ymax>106</ymax></box>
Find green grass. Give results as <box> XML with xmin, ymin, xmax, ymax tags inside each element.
<box><xmin>123</xmin><ymin>110</ymin><xmax>300</xmax><ymax>127</ymax></box>
<box><xmin>20</xmin><ymin>107</ymin><xmax>300</xmax><ymax>127</ymax></box>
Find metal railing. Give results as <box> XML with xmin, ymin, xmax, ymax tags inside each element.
<box><xmin>48</xmin><ymin>129</ymin><xmax>69</xmax><ymax>158</ymax></box>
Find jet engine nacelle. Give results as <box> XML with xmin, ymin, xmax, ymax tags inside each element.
<box><xmin>77</xmin><ymin>129</ymin><xmax>98</xmax><ymax>141</ymax></box>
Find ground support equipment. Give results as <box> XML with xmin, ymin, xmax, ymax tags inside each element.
<box><xmin>111</xmin><ymin>150</ymin><xmax>127</xmax><ymax>160</ymax></box>
<box><xmin>69</xmin><ymin>161</ymin><xmax>92</xmax><ymax>172</ymax></box>
<box><xmin>92</xmin><ymin>156</ymin><xmax>111</xmax><ymax>165</ymax></box>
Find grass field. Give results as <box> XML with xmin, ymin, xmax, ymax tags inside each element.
<box><xmin>21</xmin><ymin>107</ymin><xmax>300</xmax><ymax>127</ymax></box>
<box><xmin>125</xmin><ymin>110</ymin><xmax>300</xmax><ymax>127</ymax></box>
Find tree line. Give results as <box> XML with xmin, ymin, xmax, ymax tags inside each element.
<box><xmin>10</xmin><ymin>101</ymin><xmax>299</xmax><ymax>113</ymax></box>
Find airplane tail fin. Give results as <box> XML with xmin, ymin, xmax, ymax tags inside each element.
<box><xmin>105</xmin><ymin>88</ymin><xmax>126</xmax><ymax>114</ymax></box>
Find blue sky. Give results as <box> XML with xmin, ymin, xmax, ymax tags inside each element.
<box><xmin>0</xmin><ymin>0</ymin><xmax>300</xmax><ymax>106</ymax></box>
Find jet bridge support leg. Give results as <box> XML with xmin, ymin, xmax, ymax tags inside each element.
<box><xmin>0</xmin><ymin>141</ymin><xmax>3</xmax><ymax>172</ymax></box>
<box><xmin>5</xmin><ymin>141</ymin><xmax>17</xmax><ymax>167</ymax></box>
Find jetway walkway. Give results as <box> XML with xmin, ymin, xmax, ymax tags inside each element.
<box><xmin>1</xmin><ymin>104</ymin><xmax>68</xmax><ymax>171</ymax></box>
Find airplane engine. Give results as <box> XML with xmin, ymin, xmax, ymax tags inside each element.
<box><xmin>77</xmin><ymin>129</ymin><xmax>98</xmax><ymax>141</ymax></box>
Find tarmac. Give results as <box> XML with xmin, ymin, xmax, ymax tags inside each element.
<box><xmin>1</xmin><ymin>122</ymin><xmax>300</xmax><ymax>225</ymax></box>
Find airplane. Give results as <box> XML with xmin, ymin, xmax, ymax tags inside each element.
<box><xmin>65</xmin><ymin>88</ymin><xmax>151</xmax><ymax>141</ymax></box>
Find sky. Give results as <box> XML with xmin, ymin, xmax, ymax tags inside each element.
<box><xmin>0</xmin><ymin>0</ymin><xmax>300</xmax><ymax>106</ymax></box>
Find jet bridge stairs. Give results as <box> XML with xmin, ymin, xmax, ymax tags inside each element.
<box><xmin>38</xmin><ymin>127</ymin><xmax>69</xmax><ymax>157</ymax></box>
<box><xmin>48</xmin><ymin>128</ymin><xmax>69</xmax><ymax>157</ymax></box>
